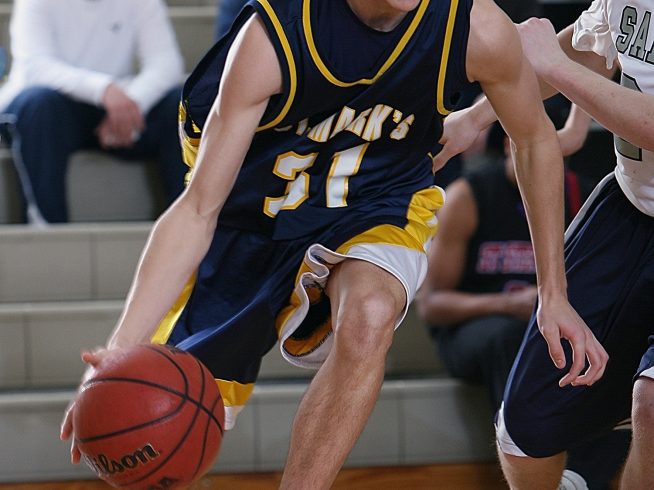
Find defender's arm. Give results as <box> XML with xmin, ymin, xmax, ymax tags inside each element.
<box><xmin>465</xmin><ymin>0</ymin><xmax>608</xmax><ymax>386</ymax></box>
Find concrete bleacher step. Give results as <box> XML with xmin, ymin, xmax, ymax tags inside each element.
<box><xmin>0</xmin><ymin>148</ymin><xmax>166</xmax><ymax>224</ymax></box>
<box><xmin>0</xmin><ymin>379</ymin><xmax>495</xmax><ymax>483</ymax></box>
<box><xmin>0</xmin><ymin>223</ymin><xmax>150</xmax><ymax>302</ymax></box>
<box><xmin>0</xmin><ymin>297</ymin><xmax>442</xmax><ymax>389</ymax></box>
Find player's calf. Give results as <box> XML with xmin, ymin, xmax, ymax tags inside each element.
<box><xmin>621</xmin><ymin>378</ymin><xmax>654</xmax><ymax>489</ymax></box>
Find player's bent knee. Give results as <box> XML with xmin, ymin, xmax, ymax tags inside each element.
<box><xmin>633</xmin><ymin>378</ymin><xmax>654</xmax><ymax>430</ymax></box>
<box><xmin>335</xmin><ymin>292</ymin><xmax>397</xmax><ymax>358</ymax></box>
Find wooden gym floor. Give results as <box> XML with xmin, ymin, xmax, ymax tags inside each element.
<box><xmin>0</xmin><ymin>463</ymin><xmax>508</xmax><ymax>490</ymax></box>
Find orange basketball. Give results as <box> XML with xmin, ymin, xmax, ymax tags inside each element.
<box><xmin>73</xmin><ymin>344</ymin><xmax>224</xmax><ymax>490</ymax></box>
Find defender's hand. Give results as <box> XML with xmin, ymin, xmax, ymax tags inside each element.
<box><xmin>433</xmin><ymin>107</ymin><xmax>485</xmax><ymax>172</ymax></box>
<box><xmin>516</xmin><ymin>18</ymin><xmax>569</xmax><ymax>80</ymax></box>
<box><xmin>536</xmin><ymin>297</ymin><xmax>609</xmax><ymax>387</ymax></box>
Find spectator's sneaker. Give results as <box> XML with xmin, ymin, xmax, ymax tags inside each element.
<box><xmin>558</xmin><ymin>469</ymin><xmax>589</xmax><ymax>490</ymax></box>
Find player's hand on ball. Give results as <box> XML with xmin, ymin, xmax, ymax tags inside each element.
<box><xmin>60</xmin><ymin>348</ymin><xmax>114</xmax><ymax>464</ymax></box>
<box><xmin>61</xmin><ymin>344</ymin><xmax>224</xmax><ymax>488</ymax></box>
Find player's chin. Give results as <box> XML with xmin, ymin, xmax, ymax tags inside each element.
<box><xmin>386</xmin><ymin>0</ymin><xmax>421</xmax><ymax>13</ymax></box>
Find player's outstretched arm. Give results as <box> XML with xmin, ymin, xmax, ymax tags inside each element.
<box><xmin>466</xmin><ymin>0</ymin><xmax>608</xmax><ymax>387</ymax></box>
<box><xmin>433</xmin><ymin>18</ymin><xmax>613</xmax><ymax>169</ymax></box>
<box><xmin>517</xmin><ymin>18</ymin><xmax>654</xmax><ymax>152</ymax></box>
<box><xmin>60</xmin><ymin>13</ymin><xmax>282</xmax><ymax>459</ymax></box>
<box><xmin>107</xmin><ymin>14</ymin><xmax>281</xmax><ymax>351</ymax></box>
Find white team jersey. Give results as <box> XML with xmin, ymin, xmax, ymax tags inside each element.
<box><xmin>573</xmin><ymin>0</ymin><xmax>654</xmax><ymax>217</ymax></box>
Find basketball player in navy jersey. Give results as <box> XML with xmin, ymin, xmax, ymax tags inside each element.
<box><xmin>434</xmin><ymin>0</ymin><xmax>654</xmax><ymax>488</ymax></box>
<box><xmin>61</xmin><ymin>1</ymin><xmax>606</xmax><ymax>487</ymax></box>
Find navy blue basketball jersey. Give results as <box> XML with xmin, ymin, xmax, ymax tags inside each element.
<box><xmin>180</xmin><ymin>0</ymin><xmax>472</xmax><ymax>239</ymax></box>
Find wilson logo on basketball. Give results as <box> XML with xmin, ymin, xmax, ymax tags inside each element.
<box><xmin>84</xmin><ymin>443</ymin><xmax>161</xmax><ymax>475</ymax></box>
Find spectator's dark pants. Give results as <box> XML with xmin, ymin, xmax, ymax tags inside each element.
<box><xmin>434</xmin><ymin>315</ymin><xmax>525</xmax><ymax>412</ymax></box>
<box><xmin>4</xmin><ymin>86</ymin><xmax>186</xmax><ymax>223</ymax></box>
<box><xmin>431</xmin><ymin>316</ymin><xmax>631</xmax><ymax>490</ymax></box>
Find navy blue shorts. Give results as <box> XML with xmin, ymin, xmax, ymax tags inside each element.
<box><xmin>150</xmin><ymin>187</ymin><xmax>444</xmax><ymax>428</ymax></box>
<box><xmin>498</xmin><ymin>174</ymin><xmax>654</xmax><ymax>458</ymax></box>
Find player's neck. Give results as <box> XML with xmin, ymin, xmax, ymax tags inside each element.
<box><xmin>345</xmin><ymin>0</ymin><xmax>412</xmax><ymax>32</ymax></box>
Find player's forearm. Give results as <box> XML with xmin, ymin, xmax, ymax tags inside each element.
<box><xmin>464</xmin><ymin>81</ymin><xmax>558</xmax><ymax>134</ymax></box>
<box><xmin>106</xmin><ymin>202</ymin><xmax>217</xmax><ymax>350</ymax></box>
<box><xmin>419</xmin><ymin>290</ymin><xmax>517</xmax><ymax>326</ymax></box>
<box><xmin>543</xmin><ymin>58</ymin><xmax>654</xmax><ymax>152</ymax></box>
<box><xmin>465</xmin><ymin>96</ymin><xmax>498</xmax><ymax>132</ymax></box>
<box><xmin>512</xmin><ymin>136</ymin><xmax>568</xmax><ymax>301</ymax></box>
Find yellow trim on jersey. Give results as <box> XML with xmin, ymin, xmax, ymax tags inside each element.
<box><xmin>436</xmin><ymin>0</ymin><xmax>460</xmax><ymax>116</ymax></box>
<box><xmin>276</xmin><ymin>293</ymin><xmax>300</xmax><ymax>339</ymax></box>
<box><xmin>284</xmin><ymin>318</ymin><xmax>332</xmax><ymax>357</ymax></box>
<box><xmin>216</xmin><ymin>379</ymin><xmax>255</xmax><ymax>407</ymax></box>
<box><xmin>179</xmin><ymin>102</ymin><xmax>201</xmax><ymax>143</ymax></box>
<box><xmin>282</xmin><ymin>322</ymin><xmax>332</xmax><ymax>357</ymax></box>
<box><xmin>278</xmin><ymin>262</ymin><xmax>333</xmax><ymax>357</ymax></box>
<box><xmin>404</xmin><ymin>186</ymin><xmax>444</xmax><ymax>246</ymax></box>
<box><xmin>338</xmin><ymin>188</ymin><xmax>444</xmax><ymax>253</ymax></box>
<box><xmin>150</xmin><ymin>273</ymin><xmax>197</xmax><ymax>345</ymax></box>
<box><xmin>179</xmin><ymin>101</ymin><xmax>200</xmax><ymax>185</ymax></box>
<box><xmin>178</xmin><ymin>101</ymin><xmax>186</xmax><ymax>124</ymax></box>
<box><xmin>278</xmin><ymin>226</ymin><xmax>424</xmax><ymax>357</ymax></box>
<box><xmin>181</xmin><ymin>135</ymin><xmax>199</xmax><ymax>164</ymax></box>
<box><xmin>302</xmin><ymin>0</ymin><xmax>430</xmax><ymax>87</ymax></box>
<box><xmin>336</xmin><ymin>224</ymin><xmax>422</xmax><ymax>253</ymax></box>
<box><xmin>256</xmin><ymin>0</ymin><xmax>298</xmax><ymax>131</ymax></box>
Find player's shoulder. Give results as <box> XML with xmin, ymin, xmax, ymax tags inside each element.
<box><xmin>466</xmin><ymin>0</ymin><xmax>523</xmax><ymax>82</ymax></box>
